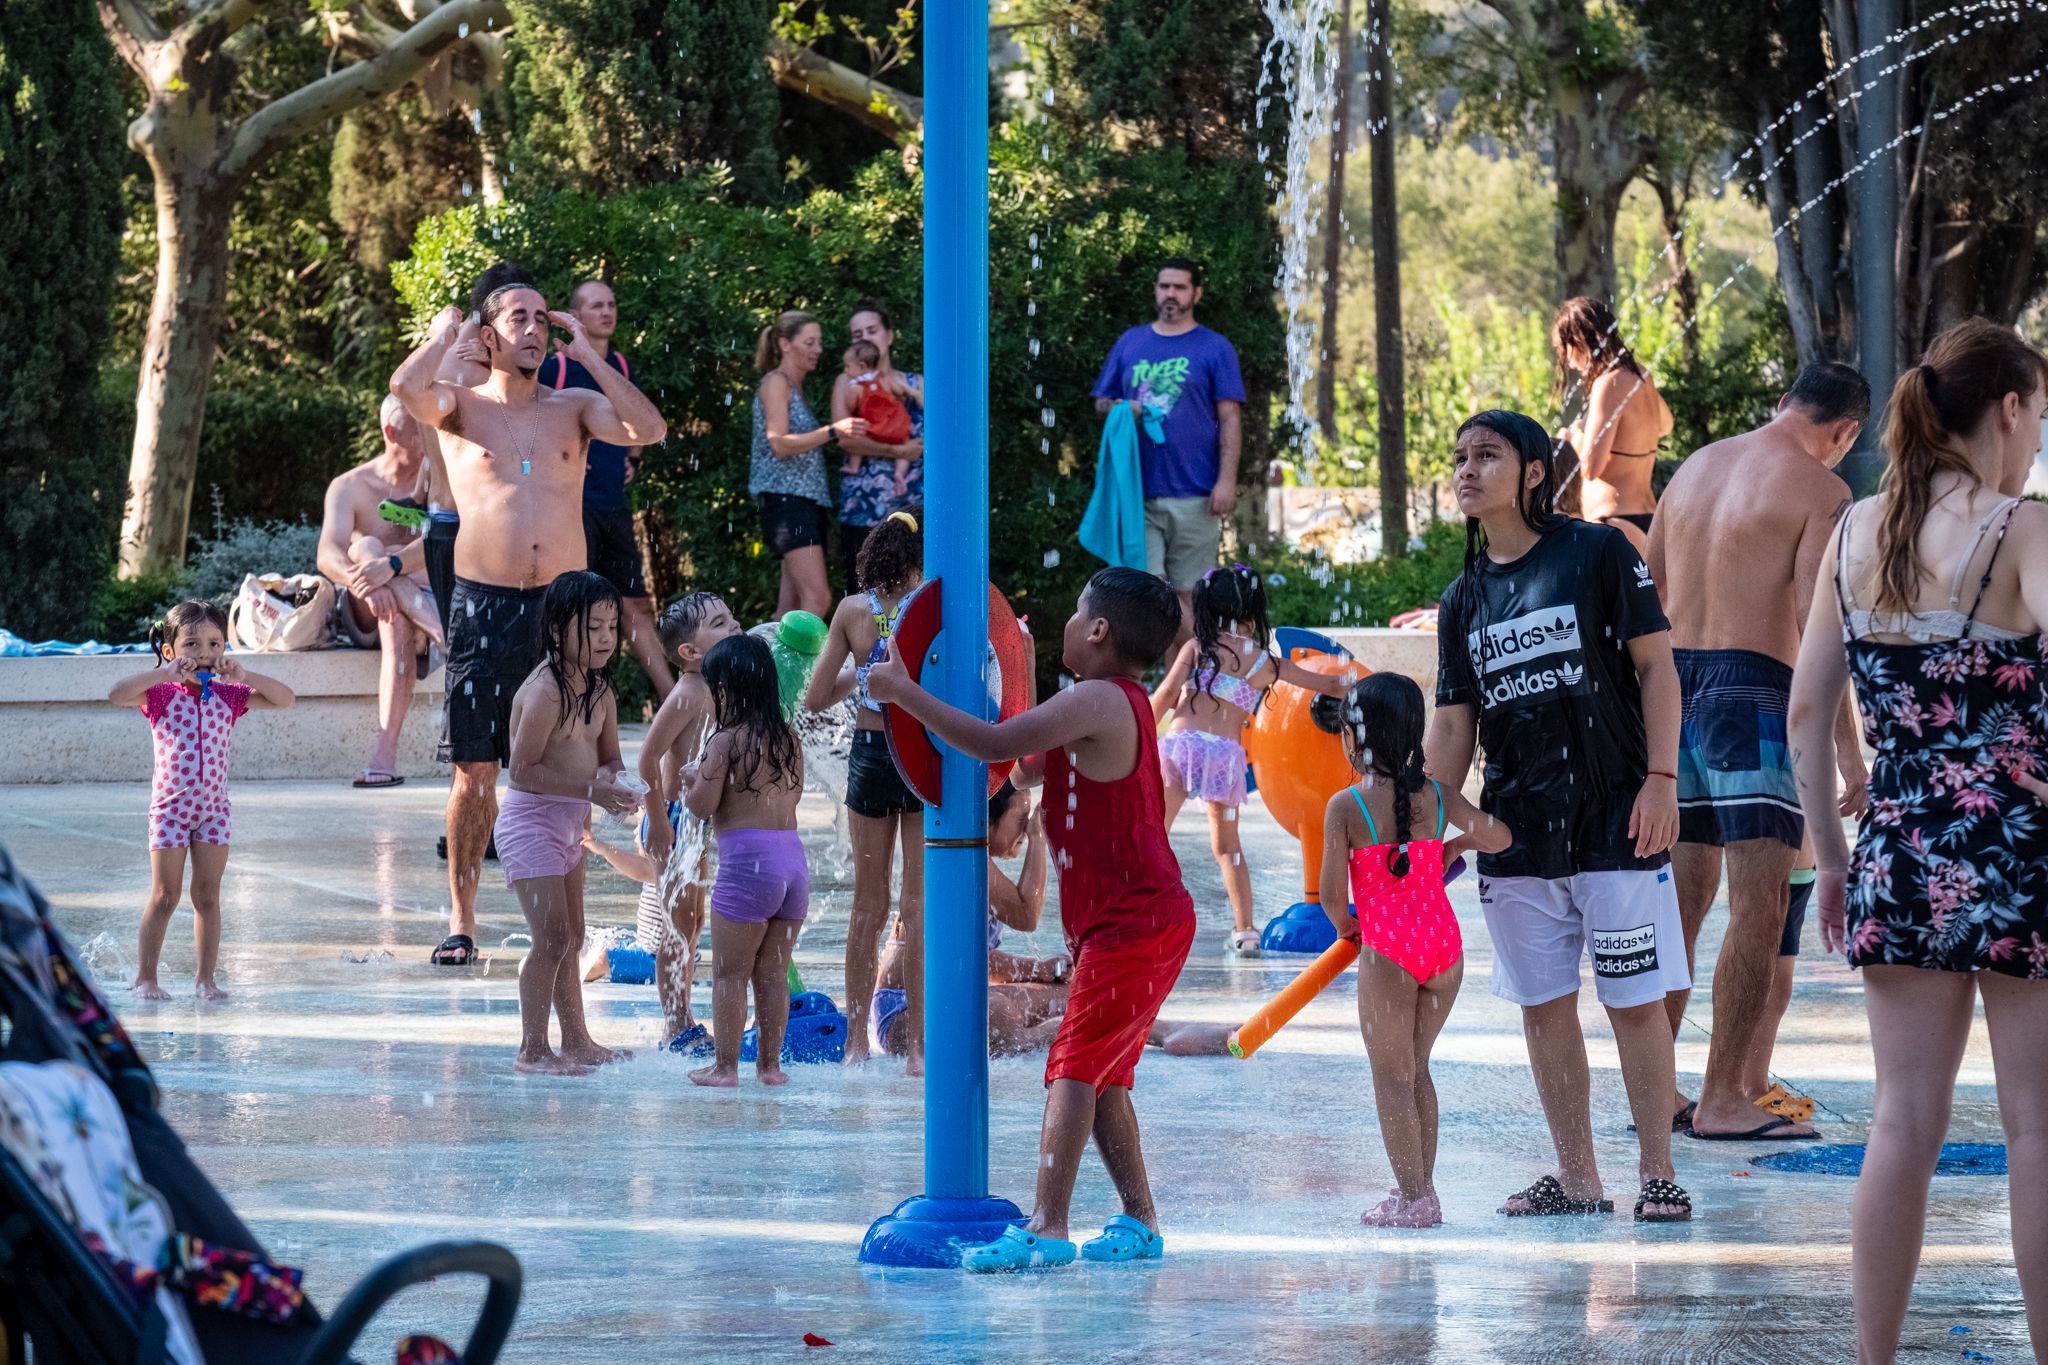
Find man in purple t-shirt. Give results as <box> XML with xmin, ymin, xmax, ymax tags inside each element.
<box><xmin>1092</xmin><ymin>257</ymin><xmax>1246</xmax><ymax>645</ymax></box>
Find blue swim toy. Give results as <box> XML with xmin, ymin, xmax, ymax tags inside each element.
<box><xmin>605</xmin><ymin>944</ymin><xmax>655</xmax><ymax>985</ymax></box>
<box><xmin>738</xmin><ymin>991</ymin><xmax>848</xmax><ymax>1064</ymax></box>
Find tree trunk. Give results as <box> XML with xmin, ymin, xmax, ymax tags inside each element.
<box><xmin>1368</xmin><ymin>0</ymin><xmax>1406</xmax><ymax>559</ymax></box>
<box><xmin>1756</xmin><ymin>105</ymin><xmax>1822</xmax><ymax>370</ymax></box>
<box><xmin>1316</xmin><ymin>0</ymin><xmax>1351</xmax><ymax>446</ymax></box>
<box><xmin>1647</xmin><ymin>172</ymin><xmax>1701</xmax><ymax>369</ymax></box>
<box><xmin>119</xmin><ymin>173</ymin><xmax>234</xmax><ymax>577</ymax></box>
<box><xmin>1547</xmin><ymin>73</ymin><xmax>1644</xmax><ymax>300</ymax></box>
<box><xmin>1790</xmin><ymin>96</ymin><xmax>1842</xmax><ymax>353</ymax></box>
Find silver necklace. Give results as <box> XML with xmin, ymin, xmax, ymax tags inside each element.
<box><xmin>496</xmin><ymin>394</ymin><xmax>542</xmax><ymax>476</ymax></box>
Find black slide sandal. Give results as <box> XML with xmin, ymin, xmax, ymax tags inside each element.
<box><xmin>430</xmin><ymin>934</ymin><xmax>477</xmax><ymax>966</ymax></box>
<box><xmin>1635</xmin><ymin>1178</ymin><xmax>1693</xmax><ymax>1222</ymax></box>
<box><xmin>1501</xmin><ymin>1174</ymin><xmax>1613</xmax><ymax>1217</ymax></box>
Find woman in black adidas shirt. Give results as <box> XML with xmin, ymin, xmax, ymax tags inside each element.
<box><xmin>1426</xmin><ymin>409</ymin><xmax>1693</xmax><ymax>1222</ymax></box>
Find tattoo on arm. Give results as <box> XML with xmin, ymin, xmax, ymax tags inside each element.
<box><xmin>1830</xmin><ymin>498</ymin><xmax>1851</xmax><ymax>525</ymax></box>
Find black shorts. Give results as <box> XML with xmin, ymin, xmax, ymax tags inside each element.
<box><xmin>1782</xmin><ymin>874</ymin><xmax>1814</xmax><ymax>957</ymax></box>
<box><xmin>425</xmin><ymin>515</ymin><xmax>459</xmax><ymax>628</ymax></box>
<box><xmin>840</xmin><ymin>521</ymin><xmax>873</xmax><ymax>592</ymax></box>
<box><xmin>441</xmin><ymin>576</ymin><xmax>548</xmax><ymax>766</ymax></box>
<box><xmin>583</xmin><ymin>504</ymin><xmax>648</xmax><ymax>599</ymax></box>
<box><xmin>758</xmin><ymin>493</ymin><xmax>826</xmax><ymax>558</ymax></box>
<box><xmin>845</xmin><ymin>728</ymin><xmax>922</xmax><ymax>819</ymax></box>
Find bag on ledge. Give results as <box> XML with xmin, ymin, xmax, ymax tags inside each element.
<box><xmin>229</xmin><ymin>573</ymin><xmax>334</xmax><ymax>652</ymax></box>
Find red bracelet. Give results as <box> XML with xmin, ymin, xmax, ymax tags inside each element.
<box><xmin>1647</xmin><ymin>770</ymin><xmax>1677</xmax><ymax>781</ymax></box>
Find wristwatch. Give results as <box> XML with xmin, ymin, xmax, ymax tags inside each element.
<box><xmin>387</xmin><ymin>554</ymin><xmax>403</xmax><ymax>579</ymax></box>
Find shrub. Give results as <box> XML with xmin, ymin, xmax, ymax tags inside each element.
<box><xmin>395</xmin><ymin>132</ymin><xmax>1285</xmax><ymax>684</ymax></box>
<box><xmin>1256</xmin><ymin>518</ymin><xmax>1467</xmax><ymax>631</ymax></box>
<box><xmin>97</xmin><ymin>507</ymin><xmax>322</xmax><ymax>640</ymax></box>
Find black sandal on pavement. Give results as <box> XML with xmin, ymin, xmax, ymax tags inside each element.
<box><xmin>1634</xmin><ymin>1178</ymin><xmax>1693</xmax><ymax>1223</ymax></box>
<box><xmin>1501</xmin><ymin>1174</ymin><xmax>1613</xmax><ymax>1217</ymax></box>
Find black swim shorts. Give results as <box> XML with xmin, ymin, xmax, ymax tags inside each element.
<box><xmin>583</xmin><ymin>504</ymin><xmax>649</xmax><ymax>599</ymax></box>
<box><xmin>424</xmin><ymin>513</ymin><xmax>459</xmax><ymax>628</ymax></box>
<box><xmin>845</xmin><ymin>728</ymin><xmax>922</xmax><ymax>819</ymax></box>
<box><xmin>758</xmin><ymin>492</ymin><xmax>826</xmax><ymax>558</ymax></box>
<box><xmin>441</xmin><ymin>576</ymin><xmax>548</xmax><ymax>766</ymax></box>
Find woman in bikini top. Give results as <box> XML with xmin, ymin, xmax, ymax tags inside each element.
<box><xmin>1551</xmin><ymin>296</ymin><xmax>1673</xmax><ymax>531</ymax></box>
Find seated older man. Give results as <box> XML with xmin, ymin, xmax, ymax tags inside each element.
<box><xmin>316</xmin><ymin>395</ymin><xmax>443</xmax><ymax>788</ymax></box>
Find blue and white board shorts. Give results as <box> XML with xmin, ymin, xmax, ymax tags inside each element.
<box><xmin>1675</xmin><ymin>648</ymin><xmax>1804</xmax><ymax>849</ymax></box>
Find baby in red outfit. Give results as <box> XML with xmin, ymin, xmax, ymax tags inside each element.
<box><xmin>839</xmin><ymin>340</ymin><xmax>913</xmax><ymax>495</ymax></box>
<box><xmin>867</xmin><ymin>566</ymin><xmax>1193</xmax><ymax>1272</ymax></box>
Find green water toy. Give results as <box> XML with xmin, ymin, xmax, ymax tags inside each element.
<box><xmin>768</xmin><ymin>610</ymin><xmax>829</xmax><ymax>717</ymax></box>
<box><xmin>787</xmin><ymin>960</ymin><xmax>805</xmax><ymax>995</ymax></box>
<box><xmin>377</xmin><ymin>499</ymin><xmax>429</xmax><ymax>531</ymax></box>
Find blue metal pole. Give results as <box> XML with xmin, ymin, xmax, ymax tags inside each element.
<box><xmin>859</xmin><ymin>0</ymin><xmax>1020</xmax><ymax>1268</ymax></box>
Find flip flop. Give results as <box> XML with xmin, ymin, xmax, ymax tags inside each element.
<box><xmin>1682</xmin><ymin>1115</ymin><xmax>1820</xmax><ymax>1142</ymax></box>
<box><xmin>1754</xmin><ymin>1083</ymin><xmax>1816</xmax><ymax>1124</ymax></box>
<box><xmin>1629</xmin><ymin>1100</ymin><xmax>1696</xmax><ymax>1134</ymax></box>
<box><xmin>1080</xmin><ymin>1214</ymin><xmax>1164</xmax><ymax>1263</ymax></box>
<box><xmin>429</xmin><ymin>934</ymin><xmax>477</xmax><ymax>966</ymax></box>
<box><xmin>961</xmin><ymin>1224</ymin><xmax>1076</xmax><ymax>1273</ymax></box>
<box><xmin>352</xmin><ymin>769</ymin><xmax>404</xmax><ymax>789</ymax></box>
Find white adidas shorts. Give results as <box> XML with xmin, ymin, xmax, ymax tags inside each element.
<box><xmin>1479</xmin><ymin>869</ymin><xmax>1691</xmax><ymax>1009</ymax></box>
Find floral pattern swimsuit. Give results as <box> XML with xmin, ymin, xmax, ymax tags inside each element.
<box><xmin>1837</xmin><ymin>500</ymin><xmax>2048</xmax><ymax>978</ymax></box>
<box><xmin>141</xmin><ymin>680</ymin><xmax>251</xmax><ymax>850</ymax></box>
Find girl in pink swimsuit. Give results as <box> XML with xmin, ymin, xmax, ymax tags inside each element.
<box><xmin>1150</xmin><ymin>566</ymin><xmax>1348</xmax><ymax>956</ymax></box>
<box><xmin>1313</xmin><ymin>673</ymin><xmax>1512</xmax><ymax>1228</ymax></box>
<box><xmin>108</xmin><ymin>601</ymin><xmax>295</xmax><ymax>1001</ymax></box>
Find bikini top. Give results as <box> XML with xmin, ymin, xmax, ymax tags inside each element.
<box><xmin>1835</xmin><ymin>497</ymin><xmax>2030</xmax><ymax>645</ymax></box>
<box><xmin>1190</xmin><ymin>647</ymin><xmax>1269</xmax><ymax>713</ymax></box>
<box><xmin>855</xmin><ymin>591</ymin><xmax>906</xmax><ymax>713</ymax></box>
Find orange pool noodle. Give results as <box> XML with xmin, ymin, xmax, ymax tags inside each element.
<box><xmin>1227</xmin><ymin>937</ymin><xmax>1361</xmax><ymax>1058</ymax></box>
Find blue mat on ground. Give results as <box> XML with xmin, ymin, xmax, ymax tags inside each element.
<box><xmin>1749</xmin><ymin>1142</ymin><xmax>2007</xmax><ymax>1177</ymax></box>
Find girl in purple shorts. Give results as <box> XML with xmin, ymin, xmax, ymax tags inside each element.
<box><xmin>680</xmin><ymin>633</ymin><xmax>808</xmax><ymax>1088</ymax></box>
<box><xmin>1148</xmin><ymin>566</ymin><xmax>1349</xmax><ymax>956</ymax></box>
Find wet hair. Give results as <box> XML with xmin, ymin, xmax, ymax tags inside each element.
<box><xmin>990</xmin><ymin>779</ymin><xmax>1024</xmax><ymax>825</ymax></box>
<box><xmin>1551</xmin><ymin>296</ymin><xmax>1642</xmax><ymax>392</ymax></box>
<box><xmin>1158</xmin><ymin>255</ymin><xmax>1203</xmax><ymax>288</ymax></box>
<box><xmin>755</xmin><ymin>310</ymin><xmax>817</xmax><ymax>372</ymax></box>
<box><xmin>702</xmin><ymin>633</ymin><xmax>800</xmax><ymax>792</ymax></box>
<box><xmin>150</xmin><ymin>600</ymin><xmax>229</xmax><ymax>663</ymax></box>
<box><xmin>1457</xmin><ymin>409</ymin><xmax>1565</xmax><ymax>577</ymax></box>
<box><xmin>469</xmin><ymin>261</ymin><xmax>536</xmax><ymax>316</ymax></box>
<box><xmin>1874</xmin><ymin>317</ymin><xmax>2048</xmax><ymax>613</ymax></box>
<box><xmin>1784</xmin><ymin>361</ymin><xmax>1871</xmax><ymax>426</ymax></box>
<box><xmin>846</xmin><ymin>339</ymin><xmax>881</xmax><ymax>371</ymax></box>
<box><xmin>856</xmin><ymin>511</ymin><xmax>922</xmax><ymax>594</ymax></box>
<box><xmin>538</xmin><ymin>570</ymin><xmax>622</xmax><ymax>729</ymax></box>
<box><xmin>849</xmin><ymin>299</ymin><xmax>893</xmax><ymax>332</ymax></box>
<box><xmin>1082</xmin><ymin>567</ymin><xmax>1182</xmax><ymax>671</ymax></box>
<box><xmin>1190</xmin><ymin>565</ymin><xmax>1270</xmax><ymax>698</ymax></box>
<box><xmin>481</xmin><ymin>283</ymin><xmax>545</xmax><ymax>331</ymax></box>
<box><xmin>656</xmin><ymin>591</ymin><xmax>728</xmax><ymax>661</ymax></box>
<box><xmin>1312</xmin><ymin>672</ymin><xmax>1430</xmax><ymax>859</ymax></box>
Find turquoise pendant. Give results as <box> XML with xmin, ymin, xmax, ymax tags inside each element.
<box><xmin>521</xmin><ymin>458</ymin><xmax>532</xmax><ymax>476</ymax></box>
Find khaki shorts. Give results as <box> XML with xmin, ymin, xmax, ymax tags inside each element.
<box><xmin>1143</xmin><ymin>496</ymin><xmax>1222</xmax><ymax>592</ymax></box>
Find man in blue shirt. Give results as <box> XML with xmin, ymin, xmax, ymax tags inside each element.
<box><xmin>538</xmin><ymin>279</ymin><xmax>674</xmax><ymax>698</ymax></box>
<box><xmin>1092</xmin><ymin>257</ymin><xmax>1246</xmax><ymax>645</ymax></box>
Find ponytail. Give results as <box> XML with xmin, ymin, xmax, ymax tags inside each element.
<box><xmin>1874</xmin><ymin>318</ymin><xmax>2048</xmax><ymax>613</ymax></box>
<box><xmin>151</xmin><ymin>599</ymin><xmax>230</xmax><ymax>664</ymax></box>
<box><xmin>755</xmin><ymin>310</ymin><xmax>817</xmax><ymax>373</ymax></box>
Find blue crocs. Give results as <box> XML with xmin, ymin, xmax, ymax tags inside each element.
<box><xmin>1080</xmin><ymin>1214</ymin><xmax>1164</xmax><ymax>1263</ymax></box>
<box><xmin>961</xmin><ymin>1224</ymin><xmax>1077</xmax><ymax>1272</ymax></box>
<box><xmin>664</xmin><ymin>1023</ymin><xmax>715</xmax><ymax>1057</ymax></box>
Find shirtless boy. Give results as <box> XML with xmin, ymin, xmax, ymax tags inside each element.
<box><xmin>637</xmin><ymin>592</ymin><xmax>743</xmax><ymax>1046</ymax></box>
<box><xmin>317</xmin><ymin>394</ymin><xmax>442</xmax><ymax>789</ymax></box>
<box><xmin>1647</xmin><ymin>361</ymin><xmax>1871</xmax><ymax>1140</ymax></box>
<box><xmin>392</xmin><ymin>285</ymin><xmax>667</xmax><ymax>965</ymax></box>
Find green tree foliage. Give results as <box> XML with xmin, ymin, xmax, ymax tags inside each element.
<box><xmin>396</xmin><ymin>127</ymin><xmax>1283</xmax><ymax>655</ymax></box>
<box><xmin>510</xmin><ymin>0</ymin><xmax>782</xmax><ymax>200</ymax></box>
<box><xmin>0</xmin><ymin>0</ymin><xmax>126</xmax><ymax>637</ymax></box>
<box><xmin>332</xmin><ymin>99</ymin><xmax>483</xmax><ymax>277</ymax></box>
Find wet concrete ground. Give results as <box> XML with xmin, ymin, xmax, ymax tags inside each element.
<box><xmin>0</xmin><ymin>732</ymin><xmax>2029</xmax><ymax>1363</ymax></box>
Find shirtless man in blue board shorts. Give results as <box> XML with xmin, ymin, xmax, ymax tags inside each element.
<box><xmin>1647</xmin><ymin>362</ymin><xmax>1872</xmax><ymax>1140</ymax></box>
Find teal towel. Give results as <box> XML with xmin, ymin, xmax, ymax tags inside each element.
<box><xmin>1080</xmin><ymin>402</ymin><xmax>1147</xmax><ymax>569</ymax></box>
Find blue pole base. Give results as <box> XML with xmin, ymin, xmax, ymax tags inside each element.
<box><xmin>858</xmin><ymin>1195</ymin><xmax>1025</xmax><ymax>1268</ymax></box>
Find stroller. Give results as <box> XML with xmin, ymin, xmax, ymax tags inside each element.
<box><xmin>0</xmin><ymin>845</ymin><xmax>520</xmax><ymax>1363</ymax></box>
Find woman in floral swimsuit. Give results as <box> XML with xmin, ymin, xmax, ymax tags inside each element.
<box><xmin>1789</xmin><ymin>318</ymin><xmax>2048</xmax><ymax>1363</ymax></box>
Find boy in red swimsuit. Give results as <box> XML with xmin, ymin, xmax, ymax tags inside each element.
<box><xmin>867</xmin><ymin>566</ymin><xmax>1195</xmax><ymax>1271</ymax></box>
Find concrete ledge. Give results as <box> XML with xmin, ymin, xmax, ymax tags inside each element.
<box><xmin>1320</xmin><ymin>627</ymin><xmax>1440</xmax><ymax>698</ymax></box>
<box><xmin>0</xmin><ymin>651</ymin><xmax>446</xmax><ymax>784</ymax></box>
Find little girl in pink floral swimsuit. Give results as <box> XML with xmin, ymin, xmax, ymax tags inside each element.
<box><xmin>1148</xmin><ymin>566</ymin><xmax>1349</xmax><ymax>956</ymax></box>
<box><xmin>108</xmin><ymin>601</ymin><xmax>294</xmax><ymax>1001</ymax></box>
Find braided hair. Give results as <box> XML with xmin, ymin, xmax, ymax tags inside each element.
<box><xmin>1312</xmin><ymin>672</ymin><xmax>1430</xmax><ymax>861</ymax></box>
